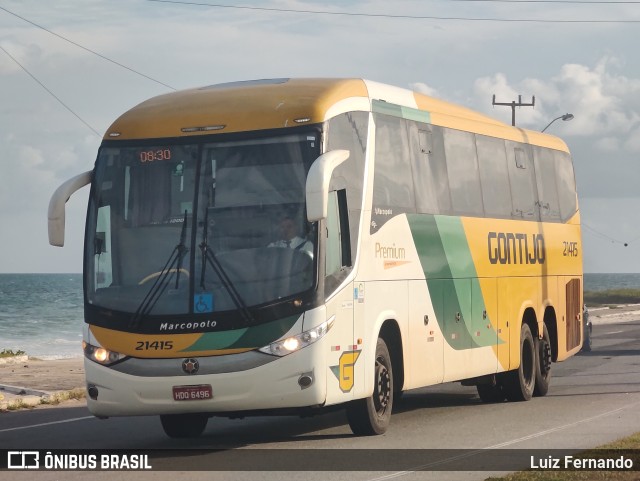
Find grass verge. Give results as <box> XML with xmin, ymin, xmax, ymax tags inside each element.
<box><xmin>584</xmin><ymin>289</ymin><xmax>640</xmax><ymax>307</ymax></box>
<box><xmin>485</xmin><ymin>433</ymin><xmax>640</xmax><ymax>481</ymax></box>
<box><xmin>41</xmin><ymin>388</ymin><xmax>86</xmax><ymax>406</ymax></box>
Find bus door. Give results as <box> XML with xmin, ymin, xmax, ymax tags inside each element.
<box><xmin>323</xmin><ymin>190</ymin><xmax>359</xmax><ymax>404</ymax></box>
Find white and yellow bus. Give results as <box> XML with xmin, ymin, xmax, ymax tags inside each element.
<box><xmin>49</xmin><ymin>78</ymin><xmax>583</xmax><ymax>438</ymax></box>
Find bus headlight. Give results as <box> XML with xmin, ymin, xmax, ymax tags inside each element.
<box><xmin>259</xmin><ymin>317</ymin><xmax>334</xmax><ymax>357</ymax></box>
<box><xmin>83</xmin><ymin>341</ymin><xmax>125</xmax><ymax>366</ymax></box>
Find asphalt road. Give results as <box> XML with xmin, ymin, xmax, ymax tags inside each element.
<box><xmin>1</xmin><ymin>320</ymin><xmax>640</xmax><ymax>481</ymax></box>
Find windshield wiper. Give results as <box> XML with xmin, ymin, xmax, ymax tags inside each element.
<box><xmin>129</xmin><ymin>211</ymin><xmax>189</xmax><ymax>328</ymax></box>
<box><xmin>199</xmin><ymin>207</ymin><xmax>255</xmax><ymax>326</ymax></box>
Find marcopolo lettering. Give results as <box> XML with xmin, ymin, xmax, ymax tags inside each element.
<box><xmin>160</xmin><ymin>320</ymin><xmax>217</xmax><ymax>332</ymax></box>
<box><xmin>488</xmin><ymin>232</ymin><xmax>545</xmax><ymax>265</ymax></box>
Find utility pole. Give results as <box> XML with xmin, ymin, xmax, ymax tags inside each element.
<box><xmin>492</xmin><ymin>95</ymin><xmax>535</xmax><ymax>126</ymax></box>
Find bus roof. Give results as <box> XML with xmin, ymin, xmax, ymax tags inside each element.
<box><xmin>105</xmin><ymin>78</ymin><xmax>569</xmax><ymax>152</ymax></box>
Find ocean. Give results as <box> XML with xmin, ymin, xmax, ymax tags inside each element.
<box><xmin>0</xmin><ymin>274</ymin><xmax>83</xmax><ymax>360</ymax></box>
<box><xmin>1</xmin><ymin>273</ymin><xmax>639</xmax><ymax>359</ymax></box>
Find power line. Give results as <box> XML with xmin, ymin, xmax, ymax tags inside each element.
<box><xmin>582</xmin><ymin>222</ymin><xmax>631</xmax><ymax>246</ymax></box>
<box><xmin>0</xmin><ymin>5</ymin><xmax>176</xmax><ymax>91</ymax></box>
<box><xmin>146</xmin><ymin>0</ymin><xmax>640</xmax><ymax>23</ymax></box>
<box><xmin>0</xmin><ymin>44</ymin><xmax>101</xmax><ymax>137</ymax></box>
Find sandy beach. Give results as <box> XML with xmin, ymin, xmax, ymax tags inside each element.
<box><xmin>0</xmin><ymin>356</ymin><xmax>84</xmax><ymax>392</ymax></box>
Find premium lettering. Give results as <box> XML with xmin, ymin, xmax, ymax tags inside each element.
<box><xmin>488</xmin><ymin>232</ymin><xmax>545</xmax><ymax>265</ymax></box>
<box><xmin>375</xmin><ymin>242</ymin><xmax>406</xmax><ymax>260</ymax></box>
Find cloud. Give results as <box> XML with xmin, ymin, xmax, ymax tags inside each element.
<box><xmin>470</xmin><ymin>57</ymin><xmax>640</xmax><ymax>153</ymax></box>
<box><xmin>410</xmin><ymin>82</ymin><xmax>440</xmax><ymax>98</ymax></box>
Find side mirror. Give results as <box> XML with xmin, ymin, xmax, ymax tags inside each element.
<box><xmin>305</xmin><ymin>150</ymin><xmax>350</xmax><ymax>222</ymax></box>
<box><xmin>48</xmin><ymin>170</ymin><xmax>92</xmax><ymax>247</ymax></box>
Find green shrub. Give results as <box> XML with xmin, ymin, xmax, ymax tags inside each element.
<box><xmin>0</xmin><ymin>349</ymin><xmax>26</xmax><ymax>358</ymax></box>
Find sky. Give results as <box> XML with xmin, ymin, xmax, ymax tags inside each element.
<box><xmin>0</xmin><ymin>0</ymin><xmax>639</xmax><ymax>273</ymax></box>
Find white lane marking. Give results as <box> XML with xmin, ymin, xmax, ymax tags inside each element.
<box><xmin>606</xmin><ymin>330</ymin><xmax>624</xmax><ymax>335</ymax></box>
<box><xmin>0</xmin><ymin>416</ymin><xmax>94</xmax><ymax>433</ymax></box>
<box><xmin>367</xmin><ymin>400</ymin><xmax>640</xmax><ymax>481</ymax></box>
<box><xmin>485</xmin><ymin>402</ymin><xmax>637</xmax><ymax>449</ymax></box>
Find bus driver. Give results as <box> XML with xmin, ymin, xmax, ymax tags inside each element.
<box><xmin>269</xmin><ymin>214</ymin><xmax>313</xmax><ymax>256</ymax></box>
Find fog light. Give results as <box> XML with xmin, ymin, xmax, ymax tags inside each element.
<box><xmin>298</xmin><ymin>374</ymin><xmax>313</xmax><ymax>389</ymax></box>
<box><xmin>87</xmin><ymin>384</ymin><xmax>99</xmax><ymax>400</ymax></box>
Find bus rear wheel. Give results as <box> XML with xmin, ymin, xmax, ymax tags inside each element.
<box><xmin>504</xmin><ymin>323</ymin><xmax>536</xmax><ymax>402</ymax></box>
<box><xmin>534</xmin><ymin>324</ymin><xmax>552</xmax><ymax>397</ymax></box>
<box><xmin>160</xmin><ymin>413</ymin><xmax>208</xmax><ymax>438</ymax></box>
<box><xmin>346</xmin><ymin>337</ymin><xmax>393</xmax><ymax>436</ymax></box>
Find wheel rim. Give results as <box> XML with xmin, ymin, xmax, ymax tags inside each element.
<box><xmin>374</xmin><ymin>356</ymin><xmax>391</xmax><ymax>416</ymax></box>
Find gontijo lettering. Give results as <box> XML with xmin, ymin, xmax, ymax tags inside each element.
<box><xmin>488</xmin><ymin>232</ymin><xmax>546</xmax><ymax>265</ymax></box>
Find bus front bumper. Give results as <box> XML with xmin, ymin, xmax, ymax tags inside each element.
<box><xmin>84</xmin><ymin>347</ymin><xmax>327</xmax><ymax>417</ymax></box>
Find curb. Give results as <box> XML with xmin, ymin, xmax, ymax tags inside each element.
<box><xmin>0</xmin><ymin>384</ymin><xmax>86</xmax><ymax>411</ymax></box>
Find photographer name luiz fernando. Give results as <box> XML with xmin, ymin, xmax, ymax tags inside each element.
<box><xmin>530</xmin><ymin>455</ymin><xmax>634</xmax><ymax>470</ymax></box>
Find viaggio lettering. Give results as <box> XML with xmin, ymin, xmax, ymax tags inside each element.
<box><xmin>488</xmin><ymin>232</ymin><xmax>546</xmax><ymax>265</ymax></box>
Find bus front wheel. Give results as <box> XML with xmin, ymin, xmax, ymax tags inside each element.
<box><xmin>346</xmin><ymin>337</ymin><xmax>393</xmax><ymax>436</ymax></box>
<box><xmin>160</xmin><ymin>413</ymin><xmax>208</xmax><ymax>438</ymax></box>
<box><xmin>504</xmin><ymin>323</ymin><xmax>536</xmax><ymax>402</ymax></box>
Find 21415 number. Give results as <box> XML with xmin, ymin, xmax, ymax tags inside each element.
<box><xmin>135</xmin><ymin>340</ymin><xmax>173</xmax><ymax>351</ymax></box>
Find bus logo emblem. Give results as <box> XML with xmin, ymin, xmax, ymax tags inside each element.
<box><xmin>330</xmin><ymin>350</ymin><xmax>361</xmax><ymax>393</ymax></box>
<box><xmin>182</xmin><ymin>358</ymin><xmax>200</xmax><ymax>375</ymax></box>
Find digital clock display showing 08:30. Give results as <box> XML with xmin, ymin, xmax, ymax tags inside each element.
<box><xmin>139</xmin><ymin>148</ymin><xmax>172</xmax><ymax>163</ymax></box>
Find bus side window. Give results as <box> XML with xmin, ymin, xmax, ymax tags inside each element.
<box><xmin>94</xmin><ymin>206</ymin><xmax>113</xmax><ymax>289</ymax></box>
<box><xmin>506</xmin><ymin>143</ymin><xmax>538</xmax><ymax>220</ymax></box>
<box><xmin>325</xmin><ymin>189</ymin><xmax>351</xmax><ymax>294</ymax></box>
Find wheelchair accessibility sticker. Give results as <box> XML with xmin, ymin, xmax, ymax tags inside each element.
<box><xmin>194</xmin><ymin>293</ymin><xmax>213</xmax><ymax>313</ymax></box>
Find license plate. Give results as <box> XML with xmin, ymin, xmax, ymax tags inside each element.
<box><xmin>172</xmin><ymin>384</ymin><xmax>213</xmax><ymax>401</ymax></box>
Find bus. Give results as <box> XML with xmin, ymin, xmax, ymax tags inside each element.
<box><xmin>48</xmin><ymin>78</ymin><xmax>583</xmax><ymax>438</ymax></box>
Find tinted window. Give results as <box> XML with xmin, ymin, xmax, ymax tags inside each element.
<box><xmin>443</xmin><ymin>129</ymin><xmax>483</xmax><ymax>216</ymax></box>
<box><xmin>476</xmin><ymin>135</ymin><xmax>512</xmax><ymax>218</ymax></box>
<box><xmin>372</xmin><ymin>114</ymin><xmax>416</xmax><ymax>232</ymax></box>
<box><xmin>554</xmin><ymin>150</ymin><xmax>578</xmax><ymax>222</ymax></box>
<box><xmin>326</xmin><ymin>112</ymin><xmax>368</xmax><ymax>257</ymax></box>
<box><xmin>533</xmin><ymin>146</ymin><xmax>561</xmax><ymax>221</ymax></box>
<box><xmin>409</xmin><ymin>122</ymin><xmax>451</xmax><ymax>215</ymax></box>
<box><xmin>506</xmin><ymin>142</ymin><xmax>538</xmax><ymax>220</ymax></box>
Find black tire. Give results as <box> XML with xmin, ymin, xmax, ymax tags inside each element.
<box><xmin>346</xmin><ymin>337</ymin><xmax>393</xmax><ymax>436</ymax></box>
<box><xmin>582</xmin><ymin>324</ymin><xmax>592</xmax><ymax>352</ymax></box>
<box><xmin>533</xmin><ymin>324</ymin><xmax>552</xmax><ymax>397</ymax></box>
<box><xmin>504</xmin><ymin>323</ymin><xmax>536</xmax><ymax>402</ymax></box>
<box><xmin>160</xmin><ymin>413</ymin><xmax>208</xmax><ymax>438</ymax></box>
<box><xmin>477</xmin><ymin>376</ymin><xmax>505</xmax><ymax>403</ymax></box>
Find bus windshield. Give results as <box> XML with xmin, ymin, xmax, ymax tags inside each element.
<box><xmin>86</xmin><ymin>132</ymin><xmax>320</xmax><ymax>318</ymax></box>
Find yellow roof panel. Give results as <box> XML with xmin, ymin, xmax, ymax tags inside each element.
<box><xmin>105</xmin><ymin>78</ymin><xmax>369</xmax><ymax>140</ymax></box>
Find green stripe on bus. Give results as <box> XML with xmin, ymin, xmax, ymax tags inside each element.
<box><xmin>182</xmin><ymin>314</ymin><xmax>300</xmax><ymax>352</ymax></box>
<box><xmin>372</xmin><ymin>99</ymin><xmax>431</xmax><ymax>124</ymax></box>
<box><xmin>408</xmin><ymin>214</ymin><xmax>500</xmax><ymax>350</ymax></box>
